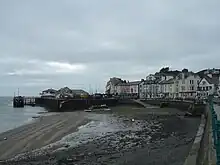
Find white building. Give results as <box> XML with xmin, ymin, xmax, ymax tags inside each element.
<box><xmin>145</xmin><ymin>79</ymin><xmax>161</xmax><ymax>98</ymax></box>
<box><xmin>115</xmin><ymin>81</ymin><xmax>141</xmax><ymax>98</ymax></box>
<box><xmin>197</xmin><ymin>74</ymin><xmax>220</xmax><ymax>98</ymax></box>
<box><xmin>115</xmin><ymin>83</ymin><xmax>130</xmax><ymax>95</ymax></box>
<box><xmin>129</xmin><ymin>81</ymin><xmax>141</xmax><ymax>95</ymax></box>
<box><xmin>177</xmin><ymin>72</ymin><xmax>200</xmax><ymax>98</ymax></box>
<box><xmin>157</xmin><ymin>73</ymin><xmax>177</xmax><ymax>98</ymax></box>
<box><xmin>197</xmin><ymin>77</ymin><xmax>215</xmax><ymax>98</ymax></box>
<box><xmin>159</xmin><ymin>78</ymin><xmax>177</xmax><ymax>98</ymax></box>
<box><xmin>40</xmin><ymin>88</ymin><xmax>57</xmax><ymax>98</ymax></box>
<box><xmin>139</xmin><ymin>80</ymin><xmax>146</xmax><ymax>99</ymax></box>
<box><xmin>105</xmin><ymin>77</ymin><xmax>124</xmax><ymax>94</ymax></box>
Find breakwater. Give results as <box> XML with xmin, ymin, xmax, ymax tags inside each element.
<box><xmin>35</xmin><ymin>97</ymin><xmax>118</xmax><ymax>111</ymax></box>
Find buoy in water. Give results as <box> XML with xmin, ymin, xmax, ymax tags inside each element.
<box><xmin>131</xmin><ymin>119</ymin><xmax>135</xmax><ymax>122</ymax></box>
<box><xmin>4</xmin><ymin>137</ymin><xmax>7</xmax><ymax>140</ymax></box>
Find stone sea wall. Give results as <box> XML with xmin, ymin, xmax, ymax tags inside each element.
<box><xmin>142</xmin><ymin>99</ymin><xmax>206</xmax><ymax>116</ymax></box>
<box><xmin>35</xmin><ymin>97</ymin><xmax>118</xmax><ymax>111</ymax></box>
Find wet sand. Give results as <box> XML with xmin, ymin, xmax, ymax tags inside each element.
<box><xmin>0</xmin><ymin>112</ymin><xmax>89</xmax><ymax>160</ymax></box>
<box><xmin>0</xmin><ymin>106</ymin><xmax>201</xmax><ymax>165</ymax></box>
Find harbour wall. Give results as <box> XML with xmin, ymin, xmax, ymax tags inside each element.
<box><xmin>35</xmin><ymin>97</ymin><xmax>119</xmax><ymax>111</ymax></box>
<box><xmin>142</xmin><ymin>99</ymin><xmax>206</xmax><ymax>116</ymax></box>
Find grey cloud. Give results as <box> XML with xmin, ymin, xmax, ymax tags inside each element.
<box><xmin>0</xmin><ymin>0</ymin><xmax>220</xmax><ymax>95</ymax></box>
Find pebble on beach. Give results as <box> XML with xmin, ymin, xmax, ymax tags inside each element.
<box><xmin>4</xmin><ymin>137</ymin><xmax>7</xmax><ymax>140</ymax></box>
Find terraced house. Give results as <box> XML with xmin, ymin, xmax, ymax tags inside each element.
<box><xmin>106</xmin><ymin>68</ymin><xmax>220</xmax><ymax>99</ymax></box>
<box><xmin>176</xmin><ymin>71</ymin><xmax>200</xmax><ymax>98</ymax></box>
<box><xmin>197</xmin><ymin>73</ymin><xmax>219</xmax><ymax>98</ymax></box>
<box><xmin>115</xmin><ymin>81</ymin><xmax>141</xmax><ymax>98</ymax></box>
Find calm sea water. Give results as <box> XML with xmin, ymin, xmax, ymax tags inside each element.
<box><xmin>0</xmin><ymin>97</ymin><xmax>46</xmax><ymax>133</ymax></box>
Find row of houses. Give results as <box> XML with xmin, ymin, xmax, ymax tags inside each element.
<box><xmin>40</xmin><ymin>87</ymin><xmax>89</xmax><ymax>99</ymax></box>
<box><xmin>105</xmin><ymin>68</ymin><xmax>220</xmax><ymax>99</ymax></box>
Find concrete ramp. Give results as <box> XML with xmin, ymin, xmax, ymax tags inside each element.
<box><xmin>132</xmin><ymin>99</ymin><xmax>155</xmax><ymax>108</ymax></box>
<box><xmin>133</xmin><ymin>99</ymin><xmax>185</xmax><ymax>116</ymax></box>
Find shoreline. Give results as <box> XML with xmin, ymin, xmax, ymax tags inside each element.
<box><xmin>0</xmin><ymin>105</ymin><xmax>201</xmax><ymax>164</ymax></box>
<box><xmin>0</xmin><ymin>111</ymin><xmax>90</xmax><ymax>160</ymax></box>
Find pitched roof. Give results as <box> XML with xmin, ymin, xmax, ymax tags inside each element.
<box><xmin>117</xmin><ymin>81</ymin><xmax>141</xmax><ymax>86</ymax></box>
<box><xmin>202</xmin><ymin>75</ymin><xmax>219</xmax><ymax>85</ymax></box>
<box><xmin>72</xmin><ymin>89</ymin><xmax>89</xmax><ymax>95</ymax></box>
<box><xmin>159</xmin><ymin>80</ymin><xmax>167</xmax><ymax>84</ymax></box>
<box><xmin>145</xmin><ymin>78</ymin><xmax>161</xmax><ymax>84</ymax></box>
<box><xmin>129</xmin><ymin>81</ymin><xmax>141</xmax><ymax>85</ymax></box>
<box><xmin>117</xmin><ymin>82</ymin><xmax>130</xmax><ymax>86</ymax></box>
<box><xmin>42</xmin><ymin>88</ymin><xmax>57</xmax><ymax>93</ymax></box>
<box><xmin>107</xmin><ymin>77</ymin><xmax>123</xmax><ymax>86</ymax></box>
<box><xmin>166</xmin><ymin>78</ymin><xmax>175</xmax><ymax>84</ymax></box>
<box><xmin>159</xmin><ymin>78</ymin><xmax>175</xmax><ymax>84</ymax></box>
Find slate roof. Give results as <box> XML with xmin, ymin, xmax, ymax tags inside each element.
<box><xmin>201</xmin><ymin>75</ymin><xmax>219</xmax><ymax>85</ymax></box>
<box><xmin>145</xmin><ymin>78</ymin><xmax>161</xmax><ymax>84</ymax></box>
<box><xmin>159</xmin><ymin>78</ymin><xmax>175</xmax><ymax>84</ymax></box>
<box><xmin>72</xmin><ymin>89</ymin><xmax>89</xmax><ymax>95</ymax></box>
<box><xmin>129</xmin><ymin>81</ymin><xmax>141</xmax><ymax>85</ymax></box>
<box><xmin>176</xmin><ymin>72</ymin><xmax>199</xmax><ymax>80</ymax></box>
<box><xmin>42</xmin><ymin>88</ymin><xmax>57</xmax><ymax>93</ymax></box>
<box><xmin>106</xmin><ymin>77</ymin><xmax>123</xmax><ymax>86</ymax></box>
<box><xmin>117</xmin><ymin>81</ymin><xmax>141</xmax><ymax>86</ymax></box>
<box><xmin>117</xmin><ymin>82</ymin><xmax>130</xmax><ymax>86</ymax></box>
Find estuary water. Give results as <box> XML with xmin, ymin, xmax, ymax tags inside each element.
<box><xmin>0</xmin><ymin>97</ymin><xmax>46</xmax><ymax>133</ymax></box>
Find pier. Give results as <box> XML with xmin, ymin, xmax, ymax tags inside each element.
<box><xmin>24</xmin><ymin>97</ymin><xmax>36</xmax><ymax>106</ymax></box>
<box><xmin>13</xmin><ymin>96</ymin><xmax>24</xmax><ymax>108</ymax></box>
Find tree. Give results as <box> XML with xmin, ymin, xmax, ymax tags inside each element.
<box><xmin>182</xmin><ymin>68</ymin><xmax>188</xmax><ymax>73</ymax></box>
<box><xmin>160</xmin><ymin>67</ymin><xmax>169</xmax><ymax>73</ymax></box>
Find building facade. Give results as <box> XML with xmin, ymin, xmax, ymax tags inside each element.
<box><xmin>197</xmin><ymin>77</ymin><xmax>215</xmax><ymax>98</ymax></box>
<box><xmin>139</xmin><ymin>80</ymin><xmax>146</xmax><ymax>99</ymax></box>
<box><xmin>105</xmin><ymin>77</ymin><xmax>124</xmax><ymax>94</ymax></box>
<box><xmin>177</xmin><ymin>72</ymin><xmax>200</xmax><ymax>98</ymax></box>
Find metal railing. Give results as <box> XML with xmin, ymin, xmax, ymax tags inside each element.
<box><xmin>209</xmin><ymin>98</ymin><xmax>220</xmax><ymax>165</ymax></box>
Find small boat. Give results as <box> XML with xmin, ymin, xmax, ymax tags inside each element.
<box><xmin>84</xmin><ymin>104</ymin><xmax>111</xmax><ymax>112</ymax></box>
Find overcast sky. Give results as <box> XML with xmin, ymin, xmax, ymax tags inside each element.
<box><xmin>0</xmin><ymin>0</ymin><xmax>220</xmax><ymax>96</ymax></box>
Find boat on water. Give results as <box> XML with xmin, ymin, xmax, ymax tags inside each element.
<box><xmin>84</xmin><ymin>104</ymin><xmax>111</xmax><ymax>112</ymax></box>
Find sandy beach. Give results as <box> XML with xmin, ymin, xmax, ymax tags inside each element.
<box><xmin>0</xmin><ymin>111</ymin><xmax>89</xmax><ymax>160</ymax></box>
<box><xmin>0</xmin><ymin>105</ymin><xmax>201</xmax><ymax>165</ymax></box>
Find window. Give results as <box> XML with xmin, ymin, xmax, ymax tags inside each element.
<box><xmin>203</xmin><ymin>87</ymin><xmax>206</xmax><ymax>91</ymax></box>
<box><xmin>191</xmin><ymin>80</ymin><xmax>194</xmax><ymax>84</ymax></box>
<box><xmin>191</xmin><ymin>86</ymin><xmax>194</xmax><ymax>90</ymax></box>
<box><xmin>206</xmin><ymin>86</ymin><xmax>209</xmax><ymax>91</ymax></box>
<box><xmin>209</xmin><ymin>86</ymin><xmax>212</xmax><ymax>90</ymax></box>
<box><xmin>181</xmin><ymin>86</ymin><xmax>185</xmax><ymax>91</ymax></box>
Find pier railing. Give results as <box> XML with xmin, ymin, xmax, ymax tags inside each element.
<box><xmin>209</xmin><ymin>97</ymin><xmax>220</xmax><ymax>164</ymax></box>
